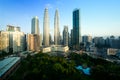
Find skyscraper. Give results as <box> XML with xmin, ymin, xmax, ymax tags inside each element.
<box><xmin>63</xmin><ymin>26</ymin><xmax>69</xmax><ymax>46</ymax></box>
<box><xmin>54</xmin><ymin>9</ymin><xmax>60</xmax><ymax>45</ymax></box>
<box><xmin>0</xmin><ymin>31</ymin><xmax>9</xmax><ymax>53</ymax></box>
<box><xmin>71</xmin><ymin>29</ymin><xmax>73</xmax><ymax>47</ymax></box>
<box><xmin>27</xmin><ymin>34</ymin><xmax>40</xmax><ymax>51</ymax></box>
<box><xmin>12</xmin><ymin>31</ymin><xmax>25</xmax><ymax>53</ymax></box>
<box><xmin>31</xmin><ymin>16</ymin><xmax>39</xmax><ymax>35</ymax></box>
<box><xmin>4</xmin><ymin>25</ymin><xmax>26</xmax><ymax>53</ymax></box>
<box><xmin>43</xmin><ymin>8</ymin><xmax>49</xmax><ymax>46</ymax></box>
<box><xmin>73</xmin><ymin>9</ymin><xmax>82</xmax><ymax>49</ymax></box>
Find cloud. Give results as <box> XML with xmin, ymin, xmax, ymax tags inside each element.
<box><xmin>45</xmin><ymin>3</ymin><xmax>53</xmax><ymax>9</ymax></box>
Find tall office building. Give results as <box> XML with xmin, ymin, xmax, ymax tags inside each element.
<box><xmin>0</xmin><ymin>31</ymin><xmax>9</xmax><ymax>53</ymax></box>
<box><xmin>12</xmin><ymin>32</ymin><xmax>25</xmax><ymax>53</ymax></box>
<box><xmin>43</xmin><ymin>8</ymin><xmax>49</xmax><ymax>46</ymax></box>
<box><xmin>3</xmin><ymin>25</ymin><xmax>26</xmax><ymax>53</ymax></box>
<box><xmin>31</xmin><ymin>16</ymin><xmax>39</xmax><ymax>35</ymax></box>
<box><xmin>27</xmin><ymin>34</ymin><xmax>40</xmax><ymax>51</ymax></box>
<box><xmin>54</xmin><ymin>9</ymin><xmax>61</xmax><ymax>45</ymax></box>
<box><xmin>63</xmin><ymin>26</ymin><xmax>69</xmax><ymax>46</ymax></box>
<box><xmin>73</xmin><ymin>9</ymin><xmax>82</xmax><ymax>49</ymax></box>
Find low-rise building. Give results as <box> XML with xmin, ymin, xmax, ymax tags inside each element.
<box><xmin>42</xmin><ymin>45</ymin><xmax>69</xmax><ymax>53</ymax></box>
<box><xmin>42</xmin><ymin>47</ymin><xmax>51</xmax><ymax>53</ymax></box>
<box><xmin>51</xmin><ymin>45</ymin><xmax>69</xmax><ymax>52</ymax></box>
<box><xmin>107</xmin><ymin>48</ymin><xmax>119</xmax><ymax>55</ymax></box>
<box><xmin>0</xmin><ymin>57</ymin><xmax>21</xmax><ymax>80</ymax></box>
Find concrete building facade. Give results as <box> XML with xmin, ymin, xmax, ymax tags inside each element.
<box><xmin>0</xmin><ymin>31</ymin><xmax>9</xmax><ymax>53</ymax></box>
<box><xmin>27</xmin><ymin>34</ymin><xmax>40</xmax><ymax>51</ymax></box>
<box><xmin>6</xmin><ymin>25</ymin><xmax>25</xmax><ymax>53</ymax></box>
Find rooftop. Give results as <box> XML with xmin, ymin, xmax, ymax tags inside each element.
<box><xmin>0</xmin><ymin>57</ymin><xmax>20</xmax><ymax>77</ymax></box>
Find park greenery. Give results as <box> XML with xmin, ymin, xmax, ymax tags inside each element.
<box><xmin>9</xmin><ymin>52</ymin><xmax>120</xmax><ymax>80</ymax></box>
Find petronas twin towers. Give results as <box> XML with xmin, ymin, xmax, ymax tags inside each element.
<box><xmin>43</xmin><ymin>8</ymin><xmax>60</xmax><ymax>46</ymax></box>
<box><xmin>43</xmin><ymin>8</ymin><xmax>49</xmax><ymax>46</ymax></box>
<box><xmin>54</xmin><ymin>9</ymin><xmax>61</xmax><ymax>45</ymax></box>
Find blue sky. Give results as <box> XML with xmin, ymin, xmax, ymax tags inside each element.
<box><xmin>0</xmin><ymin>0</ymin><xmax>120</xmax><ymax>37</ymax></box>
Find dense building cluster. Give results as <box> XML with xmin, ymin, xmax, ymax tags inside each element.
<box><xmin>0</xmin><ymin>25</ymin><xmax>26</xmax><ymax>53</ymax></box>
<box><xmin>0</xmin><ymin>8</ymin><xmax>120</xmax><ymax>57</ymax></box>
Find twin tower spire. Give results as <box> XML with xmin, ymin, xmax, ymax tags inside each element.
<box><xmin>43</xmin><ymin>8</ymin><xmax>60</xmax><ymax>46</ymax></box>
<box><xmin>31</xmin><ymin>8</ymin><xmax>60</xmax><ymax>47</ymax></box>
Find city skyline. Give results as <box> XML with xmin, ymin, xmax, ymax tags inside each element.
<box><xmin>0</xmin><ymin>0</ymin><xmax>120</xmax><ymax>37</ymax></box>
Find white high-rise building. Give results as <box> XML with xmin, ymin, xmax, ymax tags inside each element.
<box><xmin>31</xmin><ymin>16</ymin><xmax>41</xmax><ymax>48</ymax></box>
<box><xmin>31</xmin><ymin>16</ymin><xmax>39</xmax><ymax>35</ymax></box>
<box><xmin>43</xmin><ymin>8</ymin><xmax>49</xmax><ymax>46</ymax></box>
<box><xmin>12</xmin><ymin>31</ymin><xmax>25</xmax><ymax>53</ymax></box>
<box><xmin>6</xmin><ymin>25</ymin><xmax>25</xmax><ymax>53</ymax></box>
<box><xmin>54</xmin><ymin>9</ymin><xmax>60</xmax><ymax>45</ymax></box>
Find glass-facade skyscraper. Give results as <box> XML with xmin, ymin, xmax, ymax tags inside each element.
<box><xmin>31</xmin><ymin>16</ymin><xmax>39</xmax><ymax>35</ymax></box>
<box><xmin>73</xmin><ymin>9</ymin><xmax>82</xmax><ymax>49</ymax></box>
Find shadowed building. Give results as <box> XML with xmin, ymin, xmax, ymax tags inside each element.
<box><xmin>63</xmin><ymin>26</ymin><xmax>69</xmax><ymax>46</ymax></box>
<box><xmin>72</xmin><ymin>9</ymin><xmax>82</xmax><ymax>50</ymax></box>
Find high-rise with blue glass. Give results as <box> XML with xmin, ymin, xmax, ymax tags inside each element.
<box><xmin>73</xmin><ymin>9</ymin><xmax>82</xmax><ymax>49</ymax></box>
